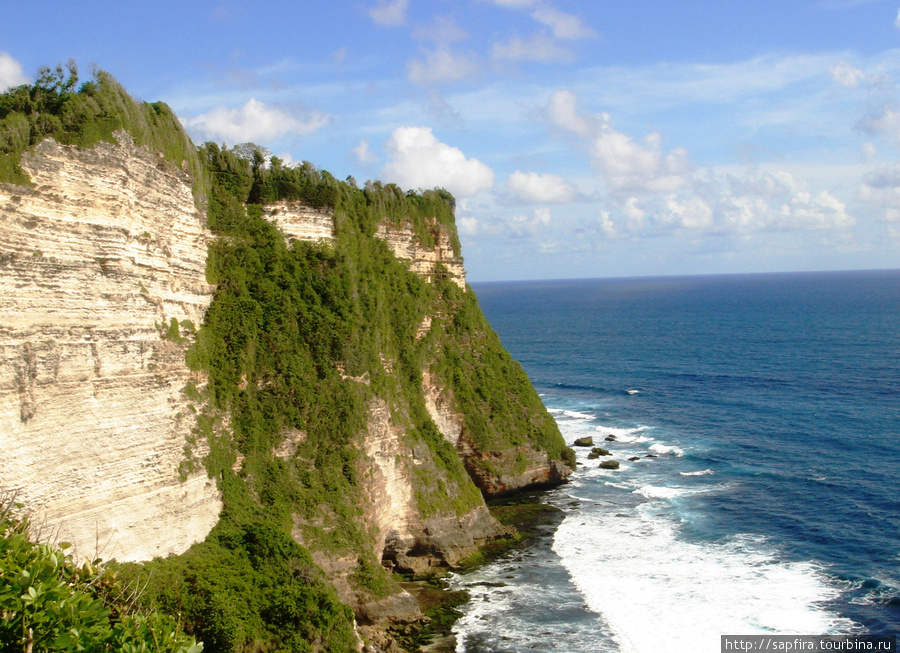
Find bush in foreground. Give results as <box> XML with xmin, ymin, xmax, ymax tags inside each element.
<box><xmin>0</xmin><ymin>493</ymin><xmax>202</xmax><ymax>653</ymax></box>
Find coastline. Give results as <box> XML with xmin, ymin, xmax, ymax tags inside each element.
<box><xmin>388</xmin><ymin>492</ymin><xmax>567</xmax><ymax>653</ymax></box>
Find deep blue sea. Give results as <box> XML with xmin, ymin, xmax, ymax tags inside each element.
<box><xmin>451</xmin><ymin>270</ymin><xmax>900</xmax><ymax>653</ymax></box>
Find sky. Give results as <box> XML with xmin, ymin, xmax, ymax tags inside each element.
<box><xmin>3</xmin><ymin>1</ymin><xmax>900</xmax><ymax>281</ymax></box>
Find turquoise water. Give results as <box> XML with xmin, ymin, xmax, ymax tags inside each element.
<box><xmin>452</xmin><ymin>270</ymin><xmax>900</xmax><ymax>653</ymax></box>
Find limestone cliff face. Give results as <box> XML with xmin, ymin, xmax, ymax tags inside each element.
<box><xmin>263</xmin><ymin>201</ymin><xmax>334</xmax><ymax>243</ymax></box>
<box><xmin>375</xmin><ymin>221</ymin><xmax>466</xmax><ymax>289</ymax></box>
<box><xmin>0</xmin><ymin>134</ymin><xmax>221</xmax><ymax>562</ymax></box>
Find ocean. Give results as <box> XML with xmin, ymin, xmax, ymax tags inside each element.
<box><xmin>451</xmin><ymin>270</ymin><xmax>900</xmax><ymax>653</ymax></box>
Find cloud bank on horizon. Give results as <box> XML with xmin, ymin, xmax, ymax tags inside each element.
<box><xmin>2</xmin><ymin>0</ymin><xmax>900</xmax><ymax>280</ymax></box>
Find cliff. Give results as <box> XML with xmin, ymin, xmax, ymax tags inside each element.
<box><xmin>0</xmin><ymin>134</ymin><xmax>221</xmax><ymax>562</ymax></box>
<box><xmin>0</xmin><ymin>71</ymin><xmax>573</xmax><ymax>653</ymax></box>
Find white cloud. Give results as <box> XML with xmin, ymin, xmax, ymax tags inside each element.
<box><xmin>507</xmin><ymin>170</ymin><xmax>578</xmax><ymax>203</ymax></box>
<box><xmin>184</xmin><ymin>99</ymin><xmax>330</xmax><ymax>144</ymax></box>
<box><xmin>591</xmin><ymin>128</ymin><xmax>691</xmax><ymax>193</ymax></box>
<box><xmin>367</xmin><ymin>0</ymin><xmax>408</xmax><ymax>26</ymax></box>
<box><xmin>857</xmin><ymin>103</ymin><xmax>900</xmax><ymax>144</ymax></box>
<box><xmin>829</xmin><ymin>60</ymin><xmax>866</xmax><ymax>87</ymax></box>
<box><xmin>0</xmin><ymin>52</ymin><xmax>28</xmax><ymax>91</ymax></box>
<box><xmin>531</xmin><ymin>7</ymin><xmax>596</xmax><ymax>40</ymax></box>
<box><xmin>490</xmin><ymin>0</ymin><xmax>535</xmax><ymax>7</ymax></box>
<box><xmin>895</xmin><ymin>8</ymin><xmax>900</xmax><ymax>29</ymax></box>
<box><xmin>546</xmin><ymin>90</ymin><xmax>690</xmax><ymax>193</ymax></box>
<box><xmin>412</xmin><ymin>15</ymin><xmax>468</xmax><ymax>44</ymax></box>
<box><xmin>382</xmin><ymin>126</ymin><xmax>495</xmax><ymax>196</ymax></box>
<box><xmin>408</xmin><ymin>48</ymin><xmax>480</xmax><ymax>85</ymax></box>
<box><xmin>860</xmin><ymin>163</ymin><xmax>900</xmax><ymax>221</ymax></box>
<box><xmin>506</xmin><ymin>208</ymin><xmax>552</xmax><ymax>239</ymax></box>
<box><xmin>546</xmin><ymin>89</ymin><xmax>597</xmax><ymax>136</ymax></box>
<box><xmin>275</xmin><ymin>151</ymin><xmax>295</xmax><ymax>166</ymax></box>
<box><xmin>458</xmin><ymin>216</ymin><xmax>479</xmax><ymax>235</ymax></box>
<box><xmin>492</xmin><ymin>32</ymin><xmax>575</xmax><ymax>64</ymax></box>
<box><xmin>352</xmin><ymin>140</ymin><xmax>379</xmax><ymax>164</ymax></box>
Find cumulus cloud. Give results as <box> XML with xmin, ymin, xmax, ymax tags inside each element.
<box><xmin>547</xmin><ymin>90</ymin><xmax>690</xmax><ymax>193</ymax></box>
<box><xmin>184</xmin><ymin>99</ymin><xmax>330</xmax><ymax>144</ymax></box>
<box><xmin>367</xmin><ymin>0</ymin><xmax>408</xmax><ymax>26</ymax></box>
<box><xmin>352</xmin><ymin>140</ymin><xmax>379</xmax><ymax>164</ymax></box>
<box><xmin>531</xmin><ymin>7</ymin><xmax>596</xmax><ymax>40</ymax></box>
<box><xmin>0</xmin><ymin>52</ymin><xmax>28</xmax><ymax>91</ymax></box>
<box><xmin>382</xmin><ymin>127</ymin><xmax>495</xmax><ymax>196</ymax></box>
<box><xmin>408</xmin><ymin>48</ymin><xmax>480</xmax><ymax>85</ymax></box>
<box><xmin>507</xmin><ymin>170</ymin><xmax>578</xmax><ymax>203</ymax></box>
<box><xmin>506</xmin><ymin>208</ymin><xmax>552</xmax><ymax>239</ymax></box>
<box><xmin>857</xmin><ymin>103</ymin><xmax>900</xmax><ymax>144</ymax></box>
<box><xmin>492</xmin><ymin>32</ymin><xmax>575</xmax><ymax>64</ymax></box>
<box><xmin>457</xmin><ymin>215</ymin><xmax>479</xmax><ymax>235</ymax></box>
<box><xmin>592</xmin><ymin>129</ymin><xmax>691</xmax><ymax>193</ymax></box>
<box><xmin>546</xmin><ymin>89</ymin><xmax>596</xmax><ymax>136</ymax></box>
<box><xmin>829</xmin><ymin>60</ymin><xmax>866</xmax><ymax>88</ymax></box>
<box><xmin>412</xmin><ymin>15</ymin><xmax>468</xmax><ymax>44</ymax></box>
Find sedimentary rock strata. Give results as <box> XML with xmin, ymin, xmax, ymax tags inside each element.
<box><xmin>0</xmin><ymin>134</ymin><xmax>221</xmax><ymax>561</ymax></box>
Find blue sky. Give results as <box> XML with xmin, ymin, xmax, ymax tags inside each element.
<box><xmin>3</xmin><ymin>0</ymin><xmax>900</xmax><ymax>281</ymax></box>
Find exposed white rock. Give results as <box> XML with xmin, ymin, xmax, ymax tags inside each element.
<box><xmin>375</xmin><ymin>222</ymin><xmax>466</xmax><ymax>289</ymax></box>
<box><xmin>422</xmin><ymin>371</ymin><xmax>463</xmax><ymax>446</ymax></box>
<box><xmin>263</xmin><ymin>201</ymin><xmax>334</xmax><ymax>243</ymax></box>
<box><xmin>363</xmin><ymin>397</ymin><xmax>416</xmax><ymax>557</ymax></box>
<box><xmin>0</xmin><ymin>134</ymin><xmax>221</xmax><ymax>562</ymax></box>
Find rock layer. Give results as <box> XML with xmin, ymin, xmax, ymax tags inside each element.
<box><xmin>0</xmin><ymin>134</ymin><xmax>221</xmax><ymax>561</ymax></box>
<box><xmin>375</xmin><ymin>222</ymin><xmax>466</xmax><ymax>289</ymax></box>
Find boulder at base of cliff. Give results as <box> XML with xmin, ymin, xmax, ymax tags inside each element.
<box><xmin>573</xmin><ymin>437</ymin><xmax>594</xmax><ymax>447</ymax></box>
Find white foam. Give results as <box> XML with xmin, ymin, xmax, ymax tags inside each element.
<box><xmin>633</xmin><ymin>485</ymin><xmax>691</xmax><ymax>500</ymax></box>
<box><xmin>553</xmin><ymin>507</ymin><xmax>856</xmax><ymax>653</ymax></box>
<box><xmin>627</xmin><ymin>389</ymin><xmax>641</xmax><ymax>395</ymax></box>
<box><xmin>594</xmin><ymin>424</ymin><xmax>652</xmax><ymax>443</ymax></box>
<box><xmin>648</xmin><ymin>442</ymin><xmax>684</xmax><ymax>457</ymax></box>
<box><xmin>556</xmin><ymin>409</ymin><xmax>596</xmax><ymax>420</ymax></box>
<box><xmin>680</xmin><ymin>469</ymin><xmax>714</xmax><ymax>477</ymax></box>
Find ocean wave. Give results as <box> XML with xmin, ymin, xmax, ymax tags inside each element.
<box><xmin>680</xmin><ymin>469</ymin><xmax>714</xmax><ymax>477</ymax></box>
<box><xmin>633</xmin><ymin>485</ymin><xmax>692</xmax><ymax>500</ymax></box>
<box><xmin>548</xmin><ymin>408</ymin><xmax>597</xmax><ymax>421</ymax></box>
<box><xmin>594</xmin><ymin>424</ymin><xmax>652</xmax><ymax>443</ymax></box>
<box><xmin>552</xmin><ymin>509</ymin><xmax>857</xmax><ymax>653</ymax></box>
<box><xmin>648</xmin><ymin>442</ymin><xmax>684</xmax><ymax>456</ymax></box>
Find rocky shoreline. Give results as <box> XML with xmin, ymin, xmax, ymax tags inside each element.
<box><xmin>378</xmin><ymin>492</ymin><xmax>566</xmax><ymax>653</ymax></box>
